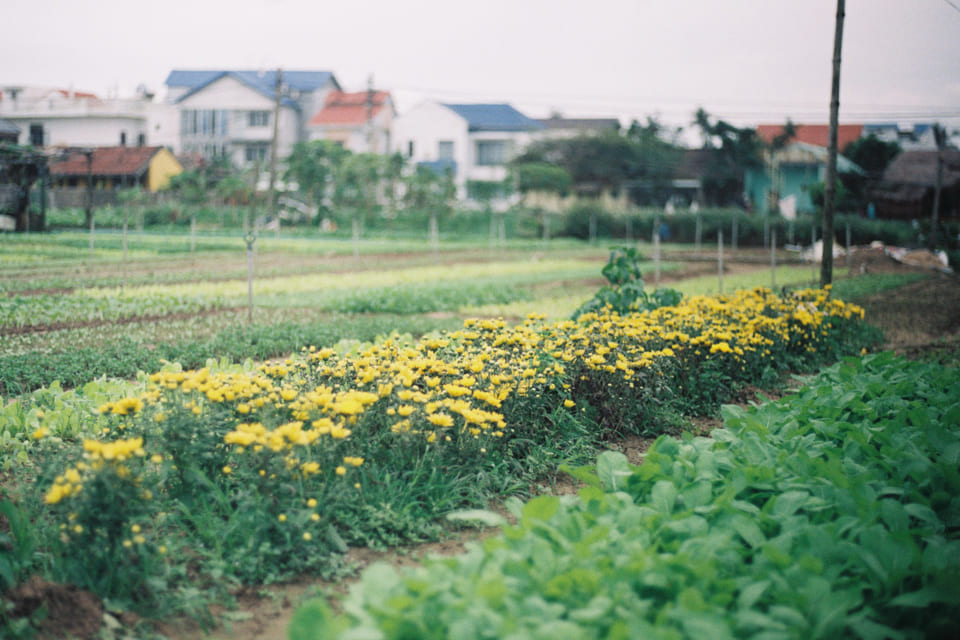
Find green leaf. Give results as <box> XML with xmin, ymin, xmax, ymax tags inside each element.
<box><xmin>772</xmin><ymin>491</ymin><xmax>810</xmax><ymax>518</ymax></box>
<box><xmin>738</xmin><ymin>579</ymin><xmax>771</xmax><ymax>609</ymax></box>
<box><xmin>447</xmin><ymin>510</ymin><xmax>508</xmax><ymax>528</ymax></box>
<box><xmin>730</xmin><ymin>514</ymin><xmax>766</xmax><ymax>548</ymax></box>
<box><xmin>559</xmin><ymin>463</ymin><xmax>601</xmax><ymax>489</ymax></box>
<box><xmin>522</xmin><ymin>495</ymin><xmax>560</xmax><ymax>524</ymax></box>
<box><xmin>889</xmin><ymin>587</ymin><xmax>955</xmax><ymax>608</ymax></box>
<box><xmin>288</xmin><ymin>598</ymin><xmax>351</xmax><ymax>640</ymax></box>
<box><xmin>595</xmin><ymin>451</ymin><xmax>632</xmax><ymax>492</ymax></box>
<box><xmin>903</xmin><ymin>503</ymin><xmax>942</xmax><ymax>530</ymax></box>
<box><xmin>650</xmin><ymin>480</ymin><xmax>678</xmax><ymax>514</ymax></box>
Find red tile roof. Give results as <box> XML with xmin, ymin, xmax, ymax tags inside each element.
<box><xmin>309</xmin><ymin>90</ymin><xmax>391</xmax><ymax>126</ymax></box>
<box><xmin>49</xmin><ymin>146</ymin><xmax>163</xmax><ymax>177</ymax></box>
<box><xmin>756</xmin><ymin>124</ymin><xmax>863</xmax><ymax>150</ymax></box>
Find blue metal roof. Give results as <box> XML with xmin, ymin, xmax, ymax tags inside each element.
<box><xmin>165</xmin><ymin>70</ymin><xmax>339</xmax><ymax>108</ymax></box>
<box><xmin>442</xmin><ymin>103</ymin><xmax>544</xmax><ymax>132</ymax></box>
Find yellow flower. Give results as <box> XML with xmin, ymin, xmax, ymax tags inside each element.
<box><xmin>158</xmin><ymin>545</ymin><xmax>168</xmax><ymax>554</ymax></box>
<box><xmin>307</xmin><ymin>498</ymin><xmax>318</xmax><ymax>508</ymax></box>
<box><xmin>32</xmin><ymin>427</ymin><xmax>50</xmax><ymax>440</ymax></box>
<box><xmin>563</xmin><ymin>399</ymin><xmax>575</xmax><ymax>409</ymax></box>
<box><xmin>310</xmin><ymin>513</ymin><xmax>320</xmax><ymax>521</ymax></box>
<box><xmin>133</xmin><ymin>535</ymin><xmax>146</xmax><ymax>545</ymax></box>
<box><xmin>335</xmin><ymin>466</ymin><xmax>347</xmax><ymax>476</ymax></box>
<box><xmin>131</xmin><ymin>524</ymin><xmax>141</xmax><ymax>533</ymax></box>
<box><xmin>278</xmin><ymin>514</ymin><xmax>287</xmax><ymax>522</ymax></box>
<box><xmin>303</xmin><ymin>532</ymin><xmax>312</xmax><ymax>541</ymax></box>
<box><xmin>222</xmin><ymin>466</ymin><xmax>232</xmax><ymax>475</ymax></box>
<box><xmin>343</xmin><ymin>456</ymin><xmax>364</xmax><ymax>467</ymax></box>
<box><xmin>428</xmin><ymin>413</ymin><xmax>454</xmax><ymax>428</ymax></box>
<box><xmin>123</xmin><ymin>539</ymin><xmax>133</xmax><ymax>548</ymax></box>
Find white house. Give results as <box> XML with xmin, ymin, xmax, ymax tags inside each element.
<box><xmin>0</xmin><ymin>86</ymin><xmax>169</xmax><ymax>149</ymax></box>
<box><xmin>391</xmin><ymin>102</ymin><xmax>544</xmax><ymax>198</ymax></box>
<box><xmin>164</xmin><ymin>70</ymin><xmax>340</xmax><ymax>167</ymax></box>
<box><xmin>307</xmin><ymin>89</ymin><xmax>395</xmax><ymax>154</ymax></box>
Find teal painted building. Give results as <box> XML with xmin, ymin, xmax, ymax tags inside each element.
<box><xmin>744</xmin><ymin>142</ymin><xmax>863</xmax><ymax>215</ymax></box>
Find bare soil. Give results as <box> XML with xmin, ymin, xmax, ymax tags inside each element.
<box><xmin>6</xmin><ymin>251</ymin><xmax>958</xmax><ymax>640</ymax></box>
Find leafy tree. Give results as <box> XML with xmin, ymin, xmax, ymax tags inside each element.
<box><xmin>284</xmin><ymin>140</ymin><xmax>349</xmax><ymax>217</ymax></box>
<box><xmin>334</xmin><ymin>152</ymin><xmax>383</xmax><ymax>254</ymax></box>
<box><xmin>404</xmin><ymin>165</ymin><xmax>455</xmax><ymax>250</ymax></box>
<box><xmin>624</xmin><ymin>118</ymin><xmax>684</xmax><ymax>205</ymax></box>
<box><xmin>837</xmin><ymin>134</ymin><xmax>901</xmax><ymax>213</ymax></box>
<box><xmin>512</xmin><ymin>162</ymin><xmax>572</xmax><ymax>195</ymax></box>
<box><xmin>512</xmin><ymin>131</ymin><xmax>644</xmax><ymax>196</ymax></box>
<box><xmin>842</xmin><ymin>134</ymin><xmax>900</xmax><ymax>179</ymax></box>
<box><xmin>693</xmin><ymin>108</ymin><xmax>764</xmax><ymax>206</ymax></box>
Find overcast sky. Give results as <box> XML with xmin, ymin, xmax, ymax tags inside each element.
<box><xmin>4</xmin><ymin>0</ymin><xmax>960</xmax><ymax>135</ymax></box>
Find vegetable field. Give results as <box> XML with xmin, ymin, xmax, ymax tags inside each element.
<box><xmin>1</xmin><ymin>231</ymin><xmax>956</xmax><ymax>640</ymax></box>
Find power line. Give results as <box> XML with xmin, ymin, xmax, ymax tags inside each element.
<box><xmin>942</xmin><ymin>0</ymin><xmax>960</xmax><ymax>15</ymax></box>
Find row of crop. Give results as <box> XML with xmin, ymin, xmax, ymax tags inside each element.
<box><xmin>0</xmin><ymin>291</ymin><xmax>223</xmax><ymax>331</ymax></box>
<box><xmin>1</xmin><ymin>286</ymin><xmax>877</xmax><ymax>624</ymax></box>
<box><xmin>0</xmin><ymin>258</ymin><xmax>603</xmax><ymax>332</ymax></box>
<box><xmin>294</xmin><ymin>352</ymin><xmax>960</xmax><ymax>639</ymax></box>
<box><xmin>0</xmin><ymin>312</ymin><xmax>461</xmax><ymax>402</ymax></box>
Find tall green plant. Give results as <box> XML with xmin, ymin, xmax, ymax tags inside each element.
<box><xmin>573</xmin><ymin>246</ymin><xmax>682</xmax><ymax>319</ymax></box>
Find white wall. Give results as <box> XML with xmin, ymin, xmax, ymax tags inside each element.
<box><xmin>392</xmin><ymin>101</ymin><xmax>468</xmax><ymax>193</ymax></box>
<box><xmin>176</xmin><ymin>75</ymin><xmax>303</xmax><ymax>164</ymax></box>
<box><xmin>6</xmin><ymin>115</ymin><xmax>146</xmax><ymax>147</ymax></box>
<box><xmin>0</xmin><ymin>94</ymin><xmax>152</xmax><ymax>148</ymax></box>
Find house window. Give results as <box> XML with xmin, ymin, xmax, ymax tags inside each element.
<box><xmin>137</xmin><ymin>133</ymin><xmax>146</xmax><ymax>147</ymax></box>
<box><xmin>181</xmin><ymin>109</ymin><xmax>229</xmax><ymax>137</ymax></box>
<box><xmin>245</xmin><ymin>143</ymin><xmax>269</xmax><ymax>164</ymax></box>
<box><xmin>475</xmin><ymin>140</ymin><xmax>512</xmax><ymax>166</ymax></box>
<box><xmin>407</xmin><ymin>140</ymin><xmax>415</xmax><ymax>158</ymax></box>
<box><xmin>248</xmin><ymin>111</ymin><xmax>270</xmax><ymax>127</ymax></box>
<box><xmin>120</xmin><ymin>131</ymin><xmax>127</xmax><ymax>146</ymax></box>
<box><xmin>29</xmin><ymin>123</ymin><xmax>44</xmax><ymax>147</ymax></box>
<box><xmin>437</xmin><ymin>140</ymin><xmax>454</xmax><ymax>161</ymax></box>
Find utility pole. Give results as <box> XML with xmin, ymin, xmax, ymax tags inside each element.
<box><xmin>930</xmin><ymin>124</ymin><xmax>946</xmax><ymax>250</ymax></box>
<box><xmin>821</xmin><ymin>0</ymin><xmax>845</xmax><ymax>288</ymax></box>
<box><xmin>84</xmin><ymin>149</ymin><xmax>94</xmax><ymax>229</ymax></box>
<box><xmin>365</xmin><ymin>74</ymin><xmax>375</xmax><ymax>152</ymax></box>
<box><xmin>268</xmin><ymin>68</ymin><xmax>282</xmax><ymax>232</ymax></box>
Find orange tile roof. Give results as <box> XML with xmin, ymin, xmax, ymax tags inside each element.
<box><xmin>756</xmin><ymin>123</ymin><xmax>863</xmax><ymax>150</ymax></box>
<box><xmin>309</xmin><ymin>90</ymin><xmax>391</xmax><ymax>127</ymax></box>
<box><xmin>49</xmin><ymin>146</ymin><xmax>163</xmax><ymax>177</ymax></box>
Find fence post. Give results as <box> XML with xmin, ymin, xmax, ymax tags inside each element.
<box><xmin>695</xmin><ymin>212</ymin><xmax>702</xmax><ymax>257</ymax></box>
<box><xmin>654</xmin><ymin>217</ymin><xmax>661</xmax><ymax>287</ymax></box>
<box><xmin>771</xmin><ymin>228</ymin><xmax>777</xmax><ymax>290</ymax></box>
<box><xmin>846</xmin><ymin>220</ymin><xmax>851</xmax><ymax>268</ymax></box>
<box><xmin>245</xmin><ymin>232</ymin><xmax>256</xmax><ymax>325</ymax></box>
<box><xmin>718</xmin><ymin>229</ymin><xmax>724</xmax><ymax>294</ymax></box>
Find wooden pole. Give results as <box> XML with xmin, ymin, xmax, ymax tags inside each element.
<box><xmin>821</xmin><ymin>0</ymin><xmax>845</xmax><ymax>287</ymax></box>
<box><xmin>694</xmin><ymin>212</ymin><xmax>702</xmax><ymax>256</ymax></box>
<box><xmin>268</xmin><ymin>68</ymin><xmax>282</xmax><ymax>237</ymax></box>
<box><xmin>930</xmin><ymin>124</ymin><xmax>946</xmax><ymax>250</ymax></box>
<box><xmin>718</xmin><ymin>229</ymin><xmax>724</xmax><ymax>294</ymax></box>
<box><xmin>654</xmin><ymin>217</ymin><xmax>661</xmax><ymax>287</ymax></box>
<box><xmin>771</xmin><ymin>229</ymin><xmax>778</xmax><ymax>290</ymax></box>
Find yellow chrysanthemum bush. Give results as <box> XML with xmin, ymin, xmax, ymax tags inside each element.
<box><xmin>38</xmin><ymin>286</ymin><xmax>875</xmax><ymax>594</ymax></box>
<box><xmin>41</xmin><ymin>433</ymin><xmax>169</xmax><ymax>602</ymax></box>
